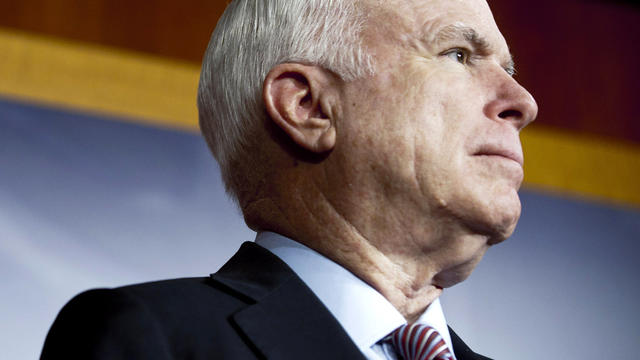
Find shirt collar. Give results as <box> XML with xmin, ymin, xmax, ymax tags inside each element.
<box><xmin>255</xmin><ymin>231</ymin><xmax>454</xmax><ymax>356</ymax></box>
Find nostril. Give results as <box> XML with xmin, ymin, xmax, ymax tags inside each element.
<box><xmin>498</xmin><ymin>109</ymin><xmax>522</xmax><ymax>120</ymax></box>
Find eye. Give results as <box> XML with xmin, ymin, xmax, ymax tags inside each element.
<box><xmin>504</xmin><ymin>66</ymin><xmax>516</xmax><ymax>77</ymax></box>
<box><xmin>444</xmin><ymin>48</ymin><xmax>470</xmax><ymax>65</ymax></box>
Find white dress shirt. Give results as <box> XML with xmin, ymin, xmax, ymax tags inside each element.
<box><xmin>255</xmin><ymin>231</ymin><xmax>457</xmax><ymax>360</ymax></box>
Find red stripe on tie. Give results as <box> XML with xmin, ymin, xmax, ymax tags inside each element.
<box><xmin>389</xmin><ymin>323</ymin><xmax>453</xmax><ymax>360</ymax></box>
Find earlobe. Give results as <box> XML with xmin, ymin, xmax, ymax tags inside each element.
<box><xmin>263</xmin><ymin>64</ymin><xmax>337</xmax><ymax>153</ymax></box>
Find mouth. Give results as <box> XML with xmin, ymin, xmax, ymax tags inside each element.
<box><xmin>474</xmin><ymin>145</ymin><xmax>524</xmax><ymax>167</ymax></box>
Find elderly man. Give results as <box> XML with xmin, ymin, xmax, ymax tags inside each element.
<box><xmin>41</xmin><ymin>0</ymin><xmax>537</xmax><ymax>359</ymax></box>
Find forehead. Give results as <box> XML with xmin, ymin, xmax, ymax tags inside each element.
<box><xmin>367</xmin><ymin>0</ymin><xmax>509</xmax><ymax>54</ymax></box>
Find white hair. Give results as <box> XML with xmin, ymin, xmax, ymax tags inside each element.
<box><xmin>197</xmin><ymin>0</ymin><xmax>374</xmax><ymax>201</ymax></box>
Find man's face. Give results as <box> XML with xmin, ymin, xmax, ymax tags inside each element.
<box><xmin>334</xmin><ymin>0</ymin><xmax>537</xmax><ymax>253</ymax></box>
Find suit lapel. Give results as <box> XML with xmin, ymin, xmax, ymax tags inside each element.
<box><xmin>449</xmin><ymin>327</ymin><xmax>493</xmax><ymax>360</ymax></box>
<box><xmin>211</xmin><ymin>242</ymin><xmax>366</xmax><ymax>360</ymax></box>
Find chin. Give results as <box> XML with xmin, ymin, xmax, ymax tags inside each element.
<box><xmin>455</xmin><ymin>184</ymin><xmax>522</xmax><ymax>245</ymax></box>
<box><xmin>485</xmin><ymin>190</ymin><xmax>521</xmax><ymax>245</ymax></box>
<box><xmin>486</xmin><ymin>220</ymin><xmax>517</xmax><ymax>245</ymax></box>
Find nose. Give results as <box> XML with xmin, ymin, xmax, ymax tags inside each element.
<box><xmin>484</xmin><ymin>74</ymin><xmax>538</xmax><ymax>131</ymax></box>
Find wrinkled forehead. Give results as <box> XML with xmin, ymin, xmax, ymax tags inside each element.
<box><xmin>364</xmin><ymin>0</ymin><xmax>509</xmax><ymax>54</ymax></box>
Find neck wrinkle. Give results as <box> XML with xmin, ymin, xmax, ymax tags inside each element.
<box><xmin>291</xmin><ymin>176</ymin><xmax>444</xmax><ymax>322</ymax></box>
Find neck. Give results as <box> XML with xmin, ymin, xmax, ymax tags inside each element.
<box><xmin>243</xmin><ymin>167</ymin><xmax>489</xmax><ymax>323</ymax></box>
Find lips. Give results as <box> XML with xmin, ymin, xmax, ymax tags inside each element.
<box><xmin>474</xmin><ymin>145</ymin><xmax>524</xmax><ymax>167</ymax></box>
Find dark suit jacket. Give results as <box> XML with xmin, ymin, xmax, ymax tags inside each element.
<box><xmin>41</xmin><ymin>242</ymin><xmax>491</xmax><ymax>359</ymax></box>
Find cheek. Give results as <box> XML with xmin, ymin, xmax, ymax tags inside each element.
<box><xmin>405</xmin><ymin>86</ymin><xmax>472</xmax><ymax>202</ymax></box>
<box><xmin>411</xmin><ymin>96</ymin><xmax>471</xmax><ymax>179</ymax></box>
<box><xmin>338</xmin><ymin>83</ymin><xmax>420</xmax><ymax>189</ymax></box>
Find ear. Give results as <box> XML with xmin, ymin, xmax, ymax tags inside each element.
<box><xmin>263</xmin><ymin>63</ymin><xmax>337</xmax><ymax>153</ymax></box>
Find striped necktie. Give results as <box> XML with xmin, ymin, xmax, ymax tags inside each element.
<box><xmin>388</xmin><ymin>323</ymin><xmax>454</xmax><ymax>360</ymax></box>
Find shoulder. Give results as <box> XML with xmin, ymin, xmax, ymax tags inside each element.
<box><xmin>41</xmin><ymin>277</ymin><xmax>255</xmax><ymax>360</ymax></box>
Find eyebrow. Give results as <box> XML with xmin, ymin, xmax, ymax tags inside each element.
<box><xmin>433</xmin><ymin>24</ymin><xmax>490</xmax><ymax>52</ymax></box>
<box><xmin>432</xmin><ymin>24</ymin><xmax>516</xmax><ymax>76</ymax></box>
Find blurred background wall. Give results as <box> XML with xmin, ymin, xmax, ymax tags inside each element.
<box><xmin>0</xmin><ymin>1</ymin><xmax>638</xmax><ymax>359</ymax></box>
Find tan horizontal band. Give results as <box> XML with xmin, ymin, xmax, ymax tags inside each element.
<box><xmin>521</xmin><ymin>127</ymin><xmax>640</xmax><ymax>206</ymax></box>
<box><xmin>1</xmin><ymin>28</ymin><xmax>638</xmax><ymax>206</ymax></box>
<box><xmin>0</xmin><ymin>28</ymin><xmax>200</xmax><ymax>131</ymax></box>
